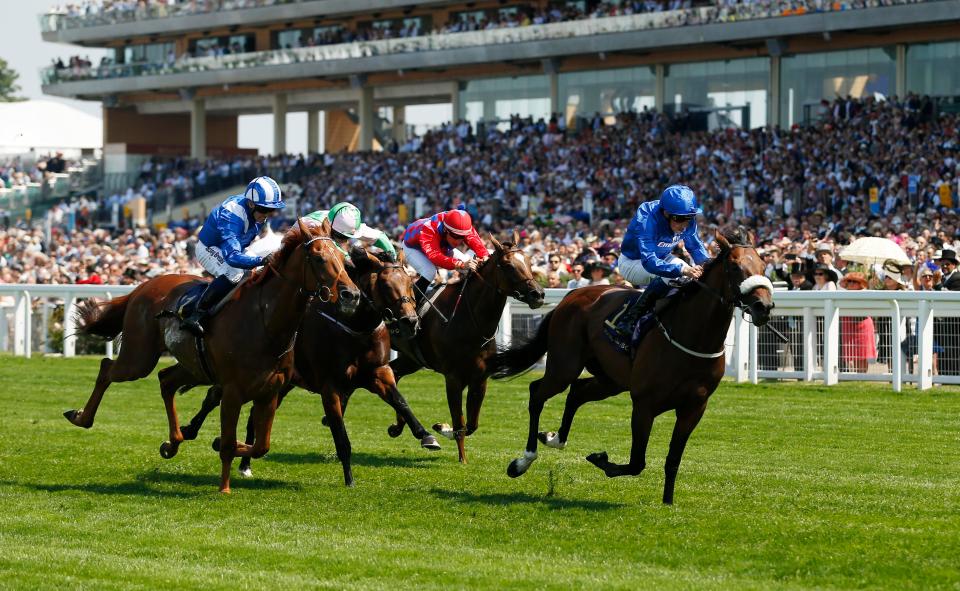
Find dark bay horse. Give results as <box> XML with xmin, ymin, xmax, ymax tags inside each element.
<box><xmin>489</xmin><ymin>229</ymin><xmax>774</xmax><ymax>504</ymax></box>
<box><xmin>389</xmin><ymin>232</ymin><xmax>545</xmax><ymax>463</ymax></box>
<box><xmin>64</xmin><ymin>219</ymin><xmax>359</xmax><ymax>493</ymax></box>
<box><xmin>178</xmin><ymin>249</ymin><xmax>441</xmax><ymax>486</ymax></box>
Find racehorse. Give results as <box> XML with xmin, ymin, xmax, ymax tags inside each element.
<box><xmin>178</xmin><ymin>249</ymin><xmax>441</xmax><ymax>487</ymax></box>
<box><xmin>389</xmin><ymin>231</ymin><xmax>545</xmax><ymax>463</ymax></box>
<box><xmin>489</xmin><ymin>228</ymin><xmax>774</xmax><ymax>504</ymax></box>
<box><xmin>64</xmin><ymin>219</ymin><xmax>360</xmax><ymax>493</ymax></box>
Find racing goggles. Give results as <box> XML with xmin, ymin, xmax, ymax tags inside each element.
<box><xmin>668</xmin><ymin>214</ymin><xmax>696</xmax><ymax>223</ymax></box>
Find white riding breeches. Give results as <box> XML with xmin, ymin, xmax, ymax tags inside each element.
<box><xmin>197</xmin><ymin>243</ymin><xmax>253</xmax><ymax>284</ymax></box>
<box><xmin>618</xmin><ymin>253</ymin><xmax>689</xmax><ymax>286</ymax></box>
<box><xmin>403</xmin><ymin>244</ymin><xmax>472</xmax><ymax>280</ymax></box>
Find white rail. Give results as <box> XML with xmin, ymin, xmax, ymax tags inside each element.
<box><xmin>4</xmin><ymin>285</ymin><xmax>960</xmax><ymax>391</ymax></box>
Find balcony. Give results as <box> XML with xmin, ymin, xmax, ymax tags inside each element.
<box><xmin>42</xmin><ymin>0</ymin><xmax>959</xmax><ymax>99</ymax></box>
<box><xmin>39</xmin><ymin>0</ymin><xmax>450</xmax><ymax>44</ymax></box>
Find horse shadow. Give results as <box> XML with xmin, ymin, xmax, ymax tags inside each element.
<box><xmin>429</xmin><ymin>487</ymin><xmax>624</xmax><ymax>511</ymax></box>
<box><xmin>265</xmin><ymin>450</ymin><xmax>443</xmax><ymax>469</ymax></box>
<box><xmin>2</xmin><ymin>468</ymin><xmax>299</xmax><ymax>499</ymax></box>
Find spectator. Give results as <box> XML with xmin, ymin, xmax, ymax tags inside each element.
<box><xmin>838</xmin><ymin>272</ymin><xmax>876</xmax><ymax>373</ymax></box>
<box><xmin>567</xmin><ymin>263</ymin><xmax>589</xmax><ymax>288</ymax></box>
<box><xmin>812</xmin><ymin>264</ymin><xmax>838</xmax><ymax>291</ymax></box>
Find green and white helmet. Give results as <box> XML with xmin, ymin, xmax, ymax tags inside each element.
<box><xmin>328</xmin><ymin>202</ymin><xmax>362</xmax><ymax>239</ymax></box>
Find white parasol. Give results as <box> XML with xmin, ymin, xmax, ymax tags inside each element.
<box><xmin>838</xmin><ymin>237</ymin><xmax>911</xmax><ymax>267</ymax></box>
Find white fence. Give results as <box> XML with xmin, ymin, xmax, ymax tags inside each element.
<box><xmin>4</xmin><ymin>285</ymin><xmax>960</xmax><ymax>391</ymax></box>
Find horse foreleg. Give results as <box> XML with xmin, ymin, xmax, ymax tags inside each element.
<box><xmin>386</xmin><ymin>354</ymin><xmax>421</xmax><ymax>437</ymax></box>
<box><xmin>662</xmin><ymin>401</ymin><xmax>708</xmax><ymax>505</ymax></box>
<box><xmin>549</xmin><ymin>377</ymin><xmax>622</xmax><ymax>449</ymax></box>
<box><xmin>507</xmin><ymin>374</ymin><xmax>571</xmax><ymax>478</ymax></box>
<box><xmin>368</xmin><ymin>366</ymin><xmax>440</xmax><ymax>451</ymax></box>
<box><xmin>158</xmin><ymin>364</ymin><xmax>197</xmax><ymax>459</ymax></box>
<box><xmin>239</xmin><ymin>384</ymin><xmax>292</xmax><ymax>477</ymax></box>
<box><xmin>180</xmin><ymin>386</ymin><xmax>222</xmax><ymax>441</ymax></box>
<box><xmin>321</xmin><ymin>387</ymin><xmax>354</xmax><ymax>487</ymax></box>
<box><xmin>586</xmin><ymin>396</ymin><xmax>654</xmax><ymax>479</ymax></box>
<box><xmin>217</xmin><ymin>386</ymin><xmax>243</xmax><ymax>494</ymax></box>
<box><xmin>465</xmin><ymin>377</ymin><xmax>487</xmax><ymax>436</ymax></box>
<box><xmin>437</xmin><ymin>376</ymin><xmax>467</xmax><ymax>463</ymax></box>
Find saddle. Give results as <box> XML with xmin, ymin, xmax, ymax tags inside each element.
<box><xmin>602</xmin><ymin>288</ymin><xmax>679</xmax><ymax>356</ymax></box>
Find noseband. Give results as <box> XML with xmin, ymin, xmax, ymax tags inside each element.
<box><xmin>364</xmin><ymin>262</ymin><xmax>418</xmax><ymax>334</ymax></box>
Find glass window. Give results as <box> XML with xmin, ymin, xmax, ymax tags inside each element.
<box><xmin>312</xmin><ymin>25</ymin><xmax>343</xmax><ymax>44</ymax></box>
<box><xmin>665</xmin><ymin>57</ymin><xmax>769</xmax><ymax>129</ymax></box>
<box><xmin>559</xmin><ymin>66</ymin><xmax>656</xmax><ymax>125</ymax></box>
<box><xmin>780</xmin><ymin>48</ymin><xmax>895</xmax><ymax>127</ymax></box>
<box><xmin>275</xmin><ymin>29</ymin><xmax>305</xmax><ymax>49</ymax></box>
<box><xmin>122</xmin><ymin>42</ymin><xmax>174</xmax><ymax>64</ymax></box>
<box><xmin>459</xmin><ymin>75</ymin><xmax>550</xmax><ymax>129</ymax></box>
<box><xmin>907</xmin><ymin>41</ymin><xmax>960</xmax><ymax>97</ymax></box>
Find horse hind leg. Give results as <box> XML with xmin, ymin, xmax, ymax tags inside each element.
<box><xmin>158</xmin><ymin>364</ymin><xmax>197</xmax><ymax>459</ymax></box>
<box><xmin>368</xmin><ymin>366</ymin><xmax>440</xmax><ymax>451</ymax></box>
<box><xmin>239</xmin><ymin>384</ymin><xmax>292</xmax><ymax>477</ymax></box>
<box><xmin>662</xmin><ymin>401</ymin><xmax>708</xmax><ymax>505</ymax></box>
<box><xmin>64</xmin><ymin>341</ymin><xmax>162</xmax><ymax>428</ymax></box>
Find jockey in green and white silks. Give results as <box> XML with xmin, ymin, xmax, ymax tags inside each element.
<box><xmin>305</xmin><ymin>202</ymin><xmax>397</xmax><ymax>261</ymax></box>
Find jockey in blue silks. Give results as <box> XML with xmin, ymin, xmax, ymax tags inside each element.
<box><xmin>613</xmin><ymin>184</ymin><xmax>710</xmax><ymax>336</ymax></box>
<box><xmin>181</xmin><ymin>176</ymin><xmax>285</xmax><ymax>335</ymax></box>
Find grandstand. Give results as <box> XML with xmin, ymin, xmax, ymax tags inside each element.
<box><xmin>40</xmin><ymin>0</ymin><xmax>960</xmax><ymax>164</ymax></box>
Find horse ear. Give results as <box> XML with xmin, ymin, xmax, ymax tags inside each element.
<box><xmin>319</xmin><ymin>217</ymin><xmax>332</xmax><ymax>236</ymax></box>
<box><xmin>365</xmin><ymin>250</ymin><xmax>384</xmax><ymax>271</ymax></box>
<box><xmin>489</xmin><ymin>233</ymin><xmax>503</xmax><ymax>252</ymax></box>
<box><xmin>745</xmin><ymin>229</ymin><xmax>756</xmax><ymax>246</ymax></box>
<box><xmin>397</xmin><ymin>249</ymin><xmax>406</xmax><ymax>266</ymax></box>
<box><xmin>512</xmin><ymin>228</ymin><xmax>520</xmax><ymax>245</ymax></box>
<box><xmin>715</xmin><ymin>229</ymin><xmax>731</xmax><ymax>252</ymax></box>
<box><xmin>297</xmin><ymin>217</ymin><xmax>314</xmax><ymax>238</ymax></box>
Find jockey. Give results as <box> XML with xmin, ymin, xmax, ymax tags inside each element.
<box><xmin>614</xmin><ymin>184</ymin><xmax>710</xmax><ymax>335</ymax></box>
<box><xmin>402</xmin><ymin>208</ymin><xmax>489</xmax><ymax>298</ymax></box>
<box><xmin>304</xmin><ymin>202</ymin><xmax>397</xmax><ymax>261</ymax></box>
<box><xmin>181</xmin><ymin>176</ymin><xmax>285</xmax><ymax>335</ymax></box>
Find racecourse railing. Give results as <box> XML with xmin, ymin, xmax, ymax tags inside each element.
<box><xmin>3</xmin><ymin>285</ymin><xmax>959</xmax><ymax>391</ymax></box>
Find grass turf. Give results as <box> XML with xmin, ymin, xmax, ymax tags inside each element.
<box><xmin>0</xmin><ymin>355</ymin><xmax>958</xmax><ymax>590</ymax></box>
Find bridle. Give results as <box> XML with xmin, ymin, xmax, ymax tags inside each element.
<box><xmin>364</xmin><ymin>261</ymin><xmax>418</xmax><ymax>335</ymax></box>
<box><xmin>656</xmin><ymin>244</ymin><xmax>775</xmax><ymax>358</ymax></box>
<box><xmin>267</xmin><ymin>235</ymin><xmax>351</xmax><ymax>303</ymax></box>
<box><xmin>468</xmin><ymin>246</ymin><xmax>540</xmax><ymax>302</ymax></box>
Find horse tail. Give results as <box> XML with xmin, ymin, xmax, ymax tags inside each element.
<box><xmin>490</xmin><ymin>310</ymin><xmax>553</xmax><ymax>380</ymax></box>
<box><xmin>75</xmin><ymin>293</ymin><xmax>131</xmax><ymax>340</ymax></box>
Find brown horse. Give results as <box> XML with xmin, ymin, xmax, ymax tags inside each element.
<box><xmin>64</xmin><ymin>219</ymin><xmax>360</xmax><ymax>493</ymax></box>
<box><xmin>178</xmin><ymin>249</ymin><xmax>441</xmax><ymax>486</ymax></box>
<box><xmin>489</xmin><ymin>229</ymin><xmax>775</xmax><ymax>504</ymax></box>
<box><xmin>389</xmin><ymin>232</ymin><xmax>545</xmax><ymax>463</ymax></box>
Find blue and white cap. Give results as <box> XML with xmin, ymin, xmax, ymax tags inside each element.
<box><xmin>244</xmin><ymin>176</ymin><xmax>285</xmax><ymax>209</ymax></box>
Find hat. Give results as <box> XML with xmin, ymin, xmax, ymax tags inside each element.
<box><xmin>585</xmin><ymin>260</ymin><xmax>613</xmax><ymax>277</ymax></box>
<box><xmin>816</xmin><ymin>242</ymin><xmax>834</xmax><ymax>254</ymax></box>
<box><xmin>938</xmin><ymin>249</ymin><xmax>959</xmax><ymax>265</ymax></box>
<box><xmin>812</xmin><ymin>263</ymin><xmax>838</xmax><ymax>283</ymax></box>
<box><xmin>788</xmin><ymin>261</ymin><xmax>805</xmax><ymax>276</ymax></box>
<box><xmin>839</xmin><ymin>272</ymin><xmax>868</xmax><ymax>289</ymax></box>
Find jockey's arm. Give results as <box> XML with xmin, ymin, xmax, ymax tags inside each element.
<box><xmin>683</xmin><ymin>226</ymin><xmax>711</xmax><ymax>265</ymax></box>
<box><xmin>464</xmin><ymin>229</ymin><xmax>490</xmax><ymax>259</ymax></box>
<box><xmin>221</xmin><ymin>235</ymin><xmax>263</xmax><ymax>269</ymax></box>
<box><xmin>355</xmin><ymin>223</ymin><xmax>397</xmax><ymax>260</ymax></box>
<box><xmin>637</xmin><ymin>234</ymin><xmax>684</xmax><ymax>279</ymax></box>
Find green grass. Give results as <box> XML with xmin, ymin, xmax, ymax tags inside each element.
<box><xmin>1</xmin><ymin>355</ymin><xmax>959</xmax><ymax>590</ymax></box>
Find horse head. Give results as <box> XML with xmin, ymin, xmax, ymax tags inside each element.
<box><xmin>358</xmin><ymin>249</ymin><xmax>420</xmax><ymax>339</ymax></box>
<box><xmin>484</xmin><ymin>229</ymin><xmax>545</xmax><ymax>309</ymax></box>
<box><xmin>296</xmin><ymin>218</ymin><xmax>361</xmax><ymax>316</ymax></box>
<box><xmin>713</xmin><ymin>227</ymin><xmax>775</xmax><ymax>326</ymax></box>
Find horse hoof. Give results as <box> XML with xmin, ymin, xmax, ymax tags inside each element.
<box><xmin>433</xmin><ymin>423</ymin><xmax>456</xmax><ymax>440</ymax></box>
<box><xmin>63</xmin><ymin>409</ymin><xmax>89</xmax><ymax>428</ymax></box>
<box><xmin>586</xmin><ymin>452</ymin><xmax>608</xmax><ymax>469</ymax></box>
<box><xmin>239</xmin><ymin>467</ymin><xmax>253</xmax><ymax>478</ymax></box>
<box><xmin>159</xmin><ymin>441</ymin><xmax>178</xmax><ymax>459</ymax></box>
<box><xmin>321</xmin><ymin>416</ymin><xmax>329</xmax><ymax>427</ymax></box>
<box><xmin>387</xmin><ymin>424</ymin><xmax>404</xmax><ymax>438</ymax></box>
<box><xmin>538</xmin><ymin>431</ymin><xmax>566</xmax><ymax>449</ymax></box>
<box><xmin>420</xmin><ymin>435</ymin><xmax>441</xmax><ymax>451</ymax></box>
<box><xmin>211</xmin><ymin>437</ymin><xmax>221</xmax><ymax>452</ymax></box>
<box><xmin>507</xmin><ymin>459</ymin><xmax>526</xmax><ymax>479</ymax></box>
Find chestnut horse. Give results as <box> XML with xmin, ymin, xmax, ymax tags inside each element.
<box><xmin>178</xmin><ymin>250</ymin><xmax>441</xmax><ymax>487</ymax></box>
<box><xmin>489</xmin><ymin>229</ymin><xmax>775</xmax><ymax>504</ymax></box>
<box><xmin>388</xmin><ymin>232</ymin><xmax>545</xmax><ymax>463</ymax></box>
<box><xmin>64</xmin><ymin>219</ymin><xmax>359</xmax><ymax>493</ymax></box>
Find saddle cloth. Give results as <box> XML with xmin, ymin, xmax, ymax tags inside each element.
<box><xmin>602</xmin><ymin>291</ymin><xmax>656</xmax><ymax>355</ymax></box>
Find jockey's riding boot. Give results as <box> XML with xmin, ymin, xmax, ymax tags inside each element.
<box><xmin>413</xmin><ymin>277</ymin><xmax>431</xmax><ymax>305</ymax></box>
<box><xmin>616</xmin><ymin>278</ymin><xmax>669</xmax><ymax>338</ymax></box>
<box><xmin>181</xmin><ymin>275</ymin><xmax>235</xmax><ymax>336</ymax></box>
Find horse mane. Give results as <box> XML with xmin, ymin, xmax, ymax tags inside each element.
<box><xmin>250</xmin><ymin>223</ymin><xmax>308</xmax><ymax>283</ymax></box>
<box><xmin>675</xmin><ymin>227</ymin><xmax>754</xmax><ymax>297</ymax></box>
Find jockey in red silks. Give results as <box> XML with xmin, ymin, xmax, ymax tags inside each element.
<box><xmin>402</xmin><ymin>209</ymin><xmax>489</xmax><ymax>300</ymax></box>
